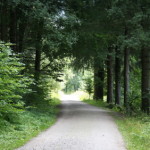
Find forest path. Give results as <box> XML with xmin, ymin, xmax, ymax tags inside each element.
<box><xmin>17</xmin><ymin>94</ymin><xmax>126</xmax><ymax>150</ymax></box>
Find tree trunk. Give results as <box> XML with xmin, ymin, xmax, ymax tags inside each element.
<box><xmin>123</xmin><ymin>26</ymin><xmax>130</xmax><ymax>114</ymax></box>
<box><xmin>34</xmin><ymin>21</ymin><xmax>43</xmax><ymax>82</ymax></box>
<box><xmin>141</xmin><ymin>49</ymin><xmax>150</xmax><ymax>114</ymax></box>
<box><xmin>124</xmin><ymin>48</ymin><xmax>130</xmax><ymax>113</ymax></box>
<box><xmin>94</xmin><ymin>62</ymin><xmax>104</xmax><ymax>100</ymax></box>
<box><xmin>17</xmin><ymin>4</ymin><xmax>27</xmax><ymax>53</ymax></box>
<box><xmin>107</xmin><ymin>48</ymin><xmax>114</xmax><ymax>103</ymax></box>
<box><xmin>18</xmin><ymin>20</ymin><xmax>26</xmax><ymax>53</ymax></box>
<box><xmin>0</xmin><ymin>0</ymin><xmax>9</xmax><ymax>42</ymax></box>
<box><xmin>115</xmin><ymin>48</ymin><xmax>121</xmax><ymax>105</ymax></box>
<box><xmin>0</xmin><ymin>1</ymin><xmax>2</xmax><ymax>40</ymax></box>
<box><xmin>9</xmin><ymin>6</ymin><xmax>18</xmax><ymax>52</ymax></box>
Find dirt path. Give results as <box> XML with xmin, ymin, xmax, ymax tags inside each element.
<box><xmin>17</xmin><ymin>97</ymin><xmax>126</xmax><ymax>150</ymax></box>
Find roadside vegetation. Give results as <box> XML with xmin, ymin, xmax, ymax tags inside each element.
<box><xmin>0</xmin><ymin>43</ymin><xmax>61</xmax><ymax>150</ymax></box>
<box><xmin>0</xmin><ymin>98</ymin><xmax>60</xmax><ymax>150</ymax></box>
<box><xmin>117</xmin><ymin>115</ymin><xmax>150</xmax><ymax>150</ymax></box>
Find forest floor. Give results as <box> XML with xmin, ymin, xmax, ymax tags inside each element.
<box><xmin>17</xmin><ymin>94</ymin><xmax>126</xmax><ymax>150</ymax></box>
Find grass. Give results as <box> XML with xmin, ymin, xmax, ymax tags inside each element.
<box><xmin>83</xmin><ymin>99</ymin><xmax>150</xmax><ymax>150</ymax></box>
<box><xmin>0</xmin><ymin>98</ymin><xmax>60</xmax><ymax>150</ymax></box>
<box><xmin>83</xmin><ymin>99</ymin><xmax>108</xmax><ymax>108</ymax></box>
<box><xmin>116</xmin><ymin>116</ymin><xmax>150</xmax><ymax>150</ymax></box>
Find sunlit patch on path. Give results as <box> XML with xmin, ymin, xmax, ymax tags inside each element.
<box><xmin>59</xmin><ymin>91</ymin><xmax>84</xmax><ymax>101</ymax></box>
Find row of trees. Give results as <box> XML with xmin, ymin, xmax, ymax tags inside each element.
<box><xmin>0</xmin><ymin>0</ymin><xmax>77</xmax><ymax>80</ymax></box>
<box><xmin>0</xmin><ymin>0</ymin><xmax>150</xmax><ymax>115</ymax></box>
<box><xmin>68</xmin><ymin>0</ymin><xmax>150</xmax><ymax>114</ymax></box>
<box><xmin>0</xmin><ymin>0</ymin><xmax>78</xmax><ymax>119</ymax></box>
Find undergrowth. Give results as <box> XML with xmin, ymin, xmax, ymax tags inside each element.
<box><xmin>116</xmin><ymin>115</ymin><xmax>150</xmax><ymax>150</ymax></box>
<box><xmin>0</xmin><ymin>98</ymin><xmax>60</xmax><ymax>150</ymax></box>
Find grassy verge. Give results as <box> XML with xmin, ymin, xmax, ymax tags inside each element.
<box><xmin>83</xmin><ymin>99</ymin><xmax>108</xmax><ymax>108</ymax></box>
<box><xmin>0</xmin><ymin>98</ymin><xmax>60</xmax><ymax>150</ymax></box>
<box><xmin>83</xmin><ymin>99</ymin><xmax>150</xmax><ymax>150</ymax></box>
<box><xmin>116</xmin><ymin>116</ymin><xmax>150</xmax><ymax>150</ymax></box>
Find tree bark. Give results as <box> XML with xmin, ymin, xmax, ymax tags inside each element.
<box><xmin>141</xmin><ymin>49</ymin><xmax>150</xmax><ymax>114</ymax></box>
<box><xmin>94</xmin><ymin>61</ymin><xmax>104</xmax><ymax>100</ymax></box>
<box><xmin>34</xmin><ymin>21</ymin><xmax>43</xmax><ymax>82</ymax></box>
<box><xmin>123</xmin><ymin>26</ymin><xmax>130</xmax><ymax>114</ymax></box>
<box><xmin>115</xmin><ymin>48</ymin><xmax>121</xmax><ymax>105</ymax></box>
<box><xmin>17</xmin><ymin>4</ymin><xmax>27</xmax><ymax>53</ymax></box>
<box><xmin>107</xmin><ymin>48</ymin><xmax>114</xmax><ymax>103</ymax></box>
<box><xmin>9</xmin><ymin>6</ymin><xmax>18</xmax><ymax>52</ymax></box>
<box><xmin>0</xmin><ymin>0</ymin><xmax>9</xmax><ymax>42</ymax></box>
<box><xmin>124</xmin><ymin>48</ymin><xmax>130</xmax><ymax>112</ymax></box>
<box><xmin>18</xmin><ymin>22</ymin><xmax>26</xmax><ymax>53</ymax></box>
<box><xmin>0</xmin><ymin>0</ymin><xmax>2</xmax><ymax>40</ymax></box>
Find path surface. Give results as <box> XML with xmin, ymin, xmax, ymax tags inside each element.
<box><xmin>17</xmin><ymin>95</ymin><xmax>126</xmax><ymax>150</ymax></box>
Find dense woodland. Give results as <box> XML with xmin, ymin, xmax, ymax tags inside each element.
<box><xmin>0</xmin><ymin>0</ymin><xmax>150</xmax><ymax>126</ymax></box>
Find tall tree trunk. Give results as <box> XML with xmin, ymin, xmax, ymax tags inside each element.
<box><xmin>124</xmin><ymin>48</ymin><xmax>130</xmax><ymax>112</ymax></box>
<box><xmin>115</xmin><ymin>48</ymin><xmax>121</xmax><ymax>105</ymax></box>
<box><xmin>141</xmin><ymin>49</ymin><xmax>150</xmax><ymax>114</ymax></box>
<box><xmin>123</xmin><ymin>26</ymin><xmax>130</xmax><ymax>114</ymax></box>
<box><xmin>34</xmin><ymin>21</ymin><xmax>43</xmax><ymax>82</ymax></box>
<box><xmin>94</xmin><ymin>61</ymin><xmax>104</xmax><ymax>100</ymax></box>
<box><xmin>0</xmin><ymin>1</ymin><xmax>2</xmax><ymax>40</ymax></box>
<box><xmin>0</xmin><ymin>0</ymin><xmax>9</xmax><ymax>42</ymax></box>
<box><xmin>17</xmin><ymin>4</ymin><xmax>27</xmax><ymax>53</ymax></box>
<box><xmin>18</xmin><ymin>17</ymin><xmax>27</xmax><ymax>53</ymax></box>
<box><xmin>9</xmin><ymin>6</ymin><xmax>18</xmax><ymax>52</ymax></box>
<box><xmin>107</xmin><ymin>48</ymin><xmax>114</xmax><ymax>103</ymax></box>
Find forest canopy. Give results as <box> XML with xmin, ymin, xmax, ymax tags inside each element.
<box><xmin>0</xmin><ymin>0</ymin><xmax>150</xmax><ymax>120</ymax></box>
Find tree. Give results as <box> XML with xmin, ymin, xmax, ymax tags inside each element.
<box><xmin>85</xmin><ymin>77</ymin><xmax>93</xmax><ymax>99</ymax></box>
<box><xmin>94</xmin><ymin>62</ymin><xmax>104</xmax><ymax>100</ymax></box>
<box><xmin>107</xmin><ymin>47</ymin><xmax>114</xmax><ymax>103</ymax></box>
<box><xmin>115</xmin><ymin>47</ymin><xmax>121</xmax><ymax>105</ymax></box>
<box><xmin>108</xmin><ymin>0</ymin><xmax>139</xmax><ymax>113</ymax></box>
<box><xmin>0</xmin><ymin>42</ymin><xmax>31</xmax><ymax>117</ymax></box>
<box><xmin>141</xmin><ymin>49</ymin><xmax>150</xmax><ymax>114</ymax></box>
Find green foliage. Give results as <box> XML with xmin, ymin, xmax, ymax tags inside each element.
<box><xmin>83</xmin><ymin>99</ymin><xmax>108</xmax><ymax>108</ymax></box>
<box><xmin>116</xmin><ymin>115</ymin><xmax>150</xmax><ymax>150</ymax></box>
<box><xmin>0</xmin><ymin>42</ymin><xmax>61</xmax><ymax>149</ymax></box>
<box><xmin>24</xmin><ymin>75</ymin><xmax>61</xmax><ymax>106</ymax></box>
<box><xmin>128</xmin><ymin>64</ymin><xmax>141</xmax><ymax>114</ymax></box>
<box><xmin>84</xmin><ymin>77</ymin><xmax>93</xmax><ymax>98</ymax></box>
<box><xmin>0</xmin><ymin>43</ymin><xmax>32</xmax><ymax>121</ymax></box>
<box><xmin>0</xmin><ymin>98</ymin><xmax>60</xmax><ymax>150</ymax></box>
<box><xmin>61</xmin><ymin>66</ymin><xmax>84</xmax><ymax>93</ymax></box>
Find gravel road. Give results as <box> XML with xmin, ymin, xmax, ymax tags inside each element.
<box><xmin>16</xmin><ymin>97</ymin><xmax>126</xmax><ymax>150</ymax></box>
